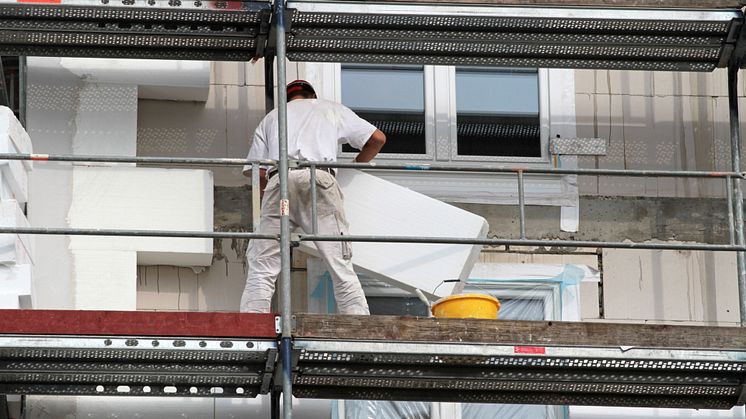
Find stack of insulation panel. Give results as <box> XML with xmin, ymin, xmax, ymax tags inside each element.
<box><xmin>0</xmin><ymin>107</ymin><xmax>33</xmax><ymax>308</ymax></box>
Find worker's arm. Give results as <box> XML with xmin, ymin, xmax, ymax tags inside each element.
<box><xmin>353</xmin><ymin>129</ymin><xmax>386</xmax><ymax>163</ymax></box>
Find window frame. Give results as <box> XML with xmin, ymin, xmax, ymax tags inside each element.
<box><xmin>339</xmin><ymin>64</ymin><xmax>436</xmax><ymax>161</ymax></box>
<box><xmin>337</xmin><ymin>65</ymin><xmax>549</xmax><ymax>164</ymax></box>
<box><xmin>307</xmin><ymin>62</ymin><xmax>577</xmax><ymax>209</ymax></box>
<box><xmin>462</xmin><ymin>281</ymin><xmax>561</xmax><ymax>321</ymax></box>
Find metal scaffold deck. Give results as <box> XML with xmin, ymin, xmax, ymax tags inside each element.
<box><xmin>2</xmin><ymin>310</ymin><xmax>746</xmax><ymax>410</ymax></box>
<box><xmin>2</xmin><ymin>0</ymin><xmax>746</xmax><ymax>416</ymax></box>
<box><xmin>0</xmin><ymin>0</ymin><xmax>742</xmax><ymax>70</ymax></box>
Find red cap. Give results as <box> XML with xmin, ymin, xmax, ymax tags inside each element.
<box><xmin>286</xmin><ymin>79</ymin><xmax>316</xmax><ymax>97</ymax></box>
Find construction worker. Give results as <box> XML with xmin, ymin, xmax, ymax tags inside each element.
<box><xmin>240</xmin><ymin>79</ymin><xmax>386</xmax><ymax>315</ymax></box>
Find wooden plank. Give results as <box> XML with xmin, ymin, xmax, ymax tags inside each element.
<box><xmin>376</xmin><ymin>0</ymin><xmax>742</xmax><ymax>8</ymax></box>
<box><xmin>0</xmin><ymin>310</ymin><xmax>278</xmax><ymax>338</ymax></box>
<box><xmin>293</xmin><ymin>314</ymin><xmax>746</xmax><ymax>350</ymax></box>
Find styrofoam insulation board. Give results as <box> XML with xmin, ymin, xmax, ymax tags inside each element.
<box><xmin>58</xmin><ymin>58</ymin><xmax>210</xmax><ymax>102</ymax></box>
<box><xmin>0</xmin><ymin>233</ymin><xmax>31</xmax><ymax>266</ymax></box>
<box><xmin>299</xmin><ymin>169</ymin><xmax>488</xmax><ymax>298</ymax></box>
<box><xmin>0</xmin><ymin>199</ymin><xmax>34</xmax><ymax>265</ymax></box>
<box><xmin>0</xmin><ymin>161</ymin><xmax>28</xmax><ymax>204</ymax></box>
<box><xmin>0</xmin><ymin>293</ymin><xmax>20</xmax><ymax>309</ymax></box>
<box><xmin>72</xmin><ymin>82</ymin><xmax>137</xmax><ymax>159</ymax></box>
<box><xmin>0</xmin><ymin>263</ymin><xmax>31</xmax><ymax>295</ymax></box>
<box><xmin>67</xmin><ymin>166</ymin><xmax>213</xmax><ymax>267</ymax></box>
<box><xmin>72</xmin><ymin>250</ymin><xmax>136</xmax><ymax>310</ymax></box>
<box><xmin>0</xmin><ymin>107</ymin><xmax>33</xmax><ymax>203</ymax></box>
<box><xmin>0</xmin><ymin>106</ymin><xmax>33</xmax><ymax>169</ymax></box>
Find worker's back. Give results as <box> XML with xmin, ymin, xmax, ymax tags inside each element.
<box><xmin>251</xmin><ymin>98</ymin><xmax>373</xmax><ymax>163</ymax></box>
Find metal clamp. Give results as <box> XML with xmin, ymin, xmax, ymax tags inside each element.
<box><xmin>259</xmin><ymin>348</ymin><xmax>278</xmax><ymax>394</ymax></box>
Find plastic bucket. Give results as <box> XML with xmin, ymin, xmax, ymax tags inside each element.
<box><xmin>431</xmin><ymin>293</ymin><xmax>501</xmax><ymax>319</ymax></box>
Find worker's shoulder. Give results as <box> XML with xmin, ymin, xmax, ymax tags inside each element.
<box><xmin>303</xmin><ymin>98</ymin><xmax>348</xmax><ymax>110</ymax></box>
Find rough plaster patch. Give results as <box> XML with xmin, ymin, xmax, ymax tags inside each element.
<box><xmin>625</xmin><ymin>139</ymin><xmax>649</xmax><ymax>166</ymax></box>
<box><xmin>78</xmin><ymin>85</ymin><xmax>138</xmax><ymax>113</ymax></box>
<box><xmin>195</xmin><ymin>129</ymin><xmax>219</xmax><ymax>154</ymax></box>
<box><xmin>655</xmin><ymin>142</ymin><xmax>676</xmax><ymax>165</ymax></box>
<box><xmin>138</xmin><ymin>128</ymin><xmax>188</xmax><ymax>154</ymax></box>
<box><xmin>713</xmin><ymin>137</ymin><xmax>731</xmax><ymax>170</ymax></box>
<box><xmin>26</xmin><ymin>84</ymin><xmax>80</xmax><ymax>112</ymax></box>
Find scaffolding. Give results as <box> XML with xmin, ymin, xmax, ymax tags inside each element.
<box><xmin>2</xmin><ymin>0</ymin><xmax>746</xmax><ymax>417</ymax></box>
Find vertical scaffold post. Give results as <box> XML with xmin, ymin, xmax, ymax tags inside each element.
<box><xmin>274</xmin><ymin>0</ymin><xmax>293</xmax><ymax>416</ymax></box>
<box><xmin>728</xmin><ymin>62</ymin><xmax>746</xmax><ymax>327</ymax></box>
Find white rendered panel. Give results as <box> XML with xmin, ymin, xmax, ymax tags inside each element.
<box><xmin>60</xmin><ymin>58</ymin><xmax>210</xmax><ymax>102</ymax></box>
<box><xmin>0</xmin><ymin>107</ymin><xmax>32</xmax><ymax>202</ymax></box>
<box><xmin>72</xmin><ymin>250</ymin><xmax>136</xmax><ymax>310</ymax></box>
<box><xmin>67</xmin><ymin>166</ymin><xmax>213</xmax><ymax>266</ymax></box>
<box><xmin>300</xmin><ymin>169</ymin><xmax>487</xmax><ymax>298</ymax></box>
<box><xmin>0</xmin><ymin>200</ymin><xmax>33</xmax><ymax>265</ymax></box>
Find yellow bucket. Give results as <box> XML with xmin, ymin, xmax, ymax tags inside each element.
<box><xmin>431</xmin><ymin>293</ymin><xmax>501</xmax><ymax>319</ymax></box>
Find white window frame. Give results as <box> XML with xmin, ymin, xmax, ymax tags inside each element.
<box><xmin>301</xmin><ymin>63</ymin><xmax>578</xmax><ymax>218</ymax></box>
<box><xmin>463</xmin><ymin>281</ymin><xmax>561</xmax><ymax>321</ymax></box>
<box><xmin>336</xmin><ymin>65</ymin><xmax>549</xmax><ymax>163</ymax></box>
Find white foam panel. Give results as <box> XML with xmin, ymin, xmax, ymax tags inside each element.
<box><xmin>300</xmin><ymin>169</ymin><xmax>488</xmax><ymax>298</ymax></box>
<box><xmin>67</xmin><ymin>166</ymin><xmax>214</xmax><ymax>266</ymax></box>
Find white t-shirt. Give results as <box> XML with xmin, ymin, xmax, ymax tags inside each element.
<box><xmin>243</xmin><ymin>98</ymin><xmax>377</xmax><ymax>174</ymax></box>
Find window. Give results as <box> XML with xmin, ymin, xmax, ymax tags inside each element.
<box><xmin>455</xmin><ymin>67</ymin><xmax>540</xmax><ymax>158</ymax></box>
<box><xmin>339</xmin><ymin>64</ymin><xmax>542</xmax><ymax>162</ymax></box>
<box><xmin>341</xmin><ymin>64</ymin><xmax>427</xmax><ymax>155</ymax></box>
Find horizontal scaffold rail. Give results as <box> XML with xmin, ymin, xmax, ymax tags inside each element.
<box><xmin>1</xmin><ymin>310</ymin><xmax>746</xmax><ymax>409</ymax></box>
<box><xmin>0</xmin><ymin>0</ymin><xmax>743</xmax><ymax>71</ymax></box>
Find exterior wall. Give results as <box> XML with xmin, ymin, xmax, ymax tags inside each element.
<box><xmin>575</xmin><ymin>69</ymin><xmax>744</xmax><ymax>198</ymax></box>
<box><xmin>20</xmin><ymin>58</ymin><xmax>741</xmax><ymax>419</ymax></box>
<box><xmin>133</xmin><ymin>65</ymin><xmax>745</xmax><ymax>325</ymax></box>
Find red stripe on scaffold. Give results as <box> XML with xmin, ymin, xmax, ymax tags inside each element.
<box><xmin>514</xmin><ymin>346</ymin><xmax>546</xmax><ymax>355</ymax></box>
<box><xmin>209</xmin><ymin>0</ymin><xmax>242</xmax><ymax>10</ymax></box>
<box><xmin>0</xmin><ymin>310</ymin><xmax>277</xmax><ymax>338</ymax></box>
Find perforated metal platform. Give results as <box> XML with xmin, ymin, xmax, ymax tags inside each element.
<box><xmin>291</xmin><ymin>340</ymin><xmax>746</xmax><ymax>408</ymax></box>
<box><xmin>0</xmin><ymin>0</ymin><xmax>743</xmax><ymax>70</ymax></box>
<box><xmin>285</xmin><ymin>1</ymin><xmax>744</xmax><ymax>71</ymax></box>
<box><xmin>1</xmin><ymin>312</ymin><xmax>746</xmax><ymax>408</ymax></box>
<box><xmin>0</xmin><ymin>310</ymin><xmax>280</xmax><ymax>397</ymax></box>
<box><xmin>288</xmin><ymin>314</ymin><xmax>746</xmax><ymax>409</ymax></box>
<box><xmin>0</xmin><ymin>0</ymin><xmax>271</xmax><ymax>61</ymax></box>
<box><xmin>0</xmin><ymin>335</ymin><xmax>277</xmax><ymax>397</ymax></box>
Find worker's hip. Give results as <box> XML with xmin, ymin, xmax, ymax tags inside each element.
<box><xmin>263</xmin><ymin>169</ymin><xmax>344</xmax><ymax>217</ymax></box>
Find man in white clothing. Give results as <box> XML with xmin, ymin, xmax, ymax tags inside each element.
<box><xmin>240</xmin><ymin>80</ymin><xmax>386</xmax><ymax>315</ymax></box>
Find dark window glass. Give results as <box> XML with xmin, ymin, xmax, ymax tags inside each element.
<box><xmin>456</xmin><ymin>68</ymin><xmax>540</xmax><ymax>157</ymax></box>
<box><xmin>341</xmin><ymin>64</ymin><xmax>426</xmax><ymax>155</ymax></box>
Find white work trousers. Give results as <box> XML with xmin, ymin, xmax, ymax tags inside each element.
<box><xmin>240</xmin><ymin>169</ymin><xmax>370</xmax><ymax>315</ymax></box>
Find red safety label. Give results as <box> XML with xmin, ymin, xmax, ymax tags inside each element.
<box><xmin>513</xmin><ymin>346</ymin><xmax>546</xmax><ymax>355</ymax></box>
<box><xmin>280</xmin><ymin>199</ymin><xmax>289</xmax><ymax>216</ymax></box>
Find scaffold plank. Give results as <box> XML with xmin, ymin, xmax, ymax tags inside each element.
<box><xmin>291</xmin><ymin>315</ymin><xmax>746</xmax><ymax>408</ymax></box>
<box><xmin>0</xmin><ymin>310</ymin><xmax>277</xmax><ymax>338</ymax></box>
<box><xmin>293</xmin><ymin>314</ymin><xmax>746</xmax><ymax>349</ymax></box>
